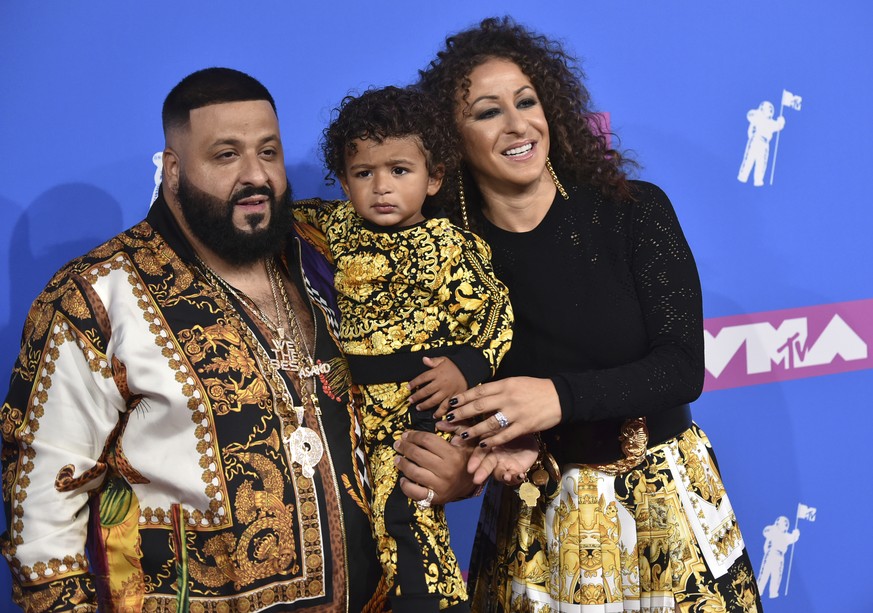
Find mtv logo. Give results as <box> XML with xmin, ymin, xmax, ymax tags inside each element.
<box><xmin>703</xmin><ymin>300</ymin><xmax>872</xmax><ymax>391</ymax></box>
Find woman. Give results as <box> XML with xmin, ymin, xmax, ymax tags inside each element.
<box><xmin>409</xmin><ymin>16</ymin><xmax>762</xmax><ymax>612</ymax></box>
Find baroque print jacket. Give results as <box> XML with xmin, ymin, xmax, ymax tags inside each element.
<box><xmin>0</xmin><ymin>193</ymin><xmax>385</xmax><ymax>612</ymax></box>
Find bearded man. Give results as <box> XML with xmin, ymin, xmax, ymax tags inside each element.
<box><xmin>0</xmin><ymin>67</ymin><xmax>471</xmax><ymax>612</ymax></box>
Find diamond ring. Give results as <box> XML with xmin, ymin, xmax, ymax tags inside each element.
<box><xmin>416</xmin><ymin>488</ymin><xmax>435</xmax><ymax>509</ymax></box>
<box><xmin>494</xmin><ymin>411</ymin><xmax>510</xmax><ymax>429</ymax></box>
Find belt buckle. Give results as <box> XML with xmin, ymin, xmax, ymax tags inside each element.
<box><xmin>592</xmin><ymin>417</ymin><xmax>649</xmax><ymax>475</ymax></box>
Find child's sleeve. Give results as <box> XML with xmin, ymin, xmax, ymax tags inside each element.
<box><xmin>291</xmin><ymin>198</ymin><xmax>339</xmax><ymax>233</ymax></box>
<box><xmin>442</xmin><ymin>231</ymin><xmax>514</xmax><ymax>386</ymax></box>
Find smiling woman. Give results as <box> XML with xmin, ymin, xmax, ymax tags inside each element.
<box><xmin>456</xmin><ymin>59</ymin><xmax>552</xmax><ymax>215</ymax></box>
<box><xmin>417</xmin><ymin>17</ymin><xmax>763</xmax><ymax>612</ymax></box>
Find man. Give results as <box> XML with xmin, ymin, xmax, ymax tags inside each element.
<box><xmin>0</xmin><ymin>67</ymin><xmax>472</xmax><ymax>612</ymax></box>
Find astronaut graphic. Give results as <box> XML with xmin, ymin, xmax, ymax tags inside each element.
<box><xmin>758</xmin><ymin>516</ymin><xmax>800</xmax><ymax>598</ymax></box>
<box><xmin>738</xmin><ymin>90</ymin><xmax>802</xmax><ymax>187</ymax></box>
<box><xmin>738</xmin><ymin>101</ymin><xmax>785</xmax><ymax>187</ymax></box>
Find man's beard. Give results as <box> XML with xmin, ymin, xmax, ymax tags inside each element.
<box><xmin>176</xmin><ymin>172</ymin><xmax>293</xmax><ymax>265</ymax></box>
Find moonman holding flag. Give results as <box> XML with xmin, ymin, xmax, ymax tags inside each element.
<box><xmin>758</xmin><ymin>516</ymin><xmax>800</xmax><ymax>598</ymax></box>
<box><xmin>738</xmin><ymin>100</ymin><xmax>785</xmax><ymax>187</ymax></box>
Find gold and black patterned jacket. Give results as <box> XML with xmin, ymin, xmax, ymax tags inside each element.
<box><xmin>294</xmin><ymin>199</ymin><xmax>513</xmax><ymax>388</ymax></box>
<box><xmin>0</xmin><ymin>192</ymin><xmax>386</xmax><ymax>612</ymax></box>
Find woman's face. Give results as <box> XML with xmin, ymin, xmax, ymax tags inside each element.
<box><xmin>456</xmin><ymin>58</ymin><xmax>550</xmax><ymax>194</ymax></box>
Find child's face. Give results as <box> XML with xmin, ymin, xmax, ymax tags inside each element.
<box><xmin>339</xmin><ymin>136</ymin><xmax>443</xmax><ymax>228</ymax></box>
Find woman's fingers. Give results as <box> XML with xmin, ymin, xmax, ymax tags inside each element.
<box><xmin>444</xmin><ymin>377</ymin><xmax>562</xmax><ymax>446</ymax></box>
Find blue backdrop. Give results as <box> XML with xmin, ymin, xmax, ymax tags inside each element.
<box><xmin>2</xmin><ymin>3</ymin><xmax>871</xmax><ymax>611</ymax></box>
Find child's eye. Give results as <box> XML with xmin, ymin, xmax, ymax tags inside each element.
<box><xmin>355</xmin><ymin>170</ymin><xmax>372</xmax><ymax>178</ymax></box>
<box><xmin>392</xmin><ymin>167</ymin><xmax>409</xmax><ymax>176</ymax></box>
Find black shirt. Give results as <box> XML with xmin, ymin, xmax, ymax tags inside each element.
<box><xmin>481</xmin><ymin>181</ymin><xmax>704</xmax><ymax>463</ymax></box>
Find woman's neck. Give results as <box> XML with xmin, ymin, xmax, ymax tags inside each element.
<box><xmin>477</xmin><ymin>169</ymin><xmax>557</xmax><ymax>232</ymax></box>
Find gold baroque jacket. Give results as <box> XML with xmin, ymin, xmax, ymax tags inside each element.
<box><xmin>293</xmin><ymin>199</ymin><xmax>513</xmax><ymax>387</ymax></box>
<box><xmin>0</xmin><ymin>194</ymin><xmax>385</xmax><ymax>612</ymax></box>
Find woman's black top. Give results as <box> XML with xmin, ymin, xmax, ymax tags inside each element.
<box><xmin>480</xmin><ymin>181</ymin><xmax>703</xmax><ymax>464</ymax></box>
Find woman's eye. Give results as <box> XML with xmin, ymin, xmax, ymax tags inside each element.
<box><xmin>518</xmin><ymin>97</ymin><xmax>537</xmax><ymax>109</ymax></box>
<box><xmin>475</xmin><ymin>108</ymin><xmax>500</xmax><ymax>120</ymax></box>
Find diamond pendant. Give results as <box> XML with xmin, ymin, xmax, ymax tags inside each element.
<box><xmin>286</xmin><ymin>405</ymin><xmax>324</xmax><ymax>479</ymax></box>
<box><xmin>270</xmin><ymin>338</ymin><xmax>299</xmax><ymax>372</ymax></box>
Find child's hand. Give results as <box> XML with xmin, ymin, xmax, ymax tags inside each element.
<box><xmin>407</xmin><ymin>356</ymin><xmax>467</xmax><ymax>415</ymax></box>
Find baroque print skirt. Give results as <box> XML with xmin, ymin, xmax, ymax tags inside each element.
<box><xmin>467</xmin><ymin>424</ymin><xmax>762</xmax><ymax>612</ymax></box>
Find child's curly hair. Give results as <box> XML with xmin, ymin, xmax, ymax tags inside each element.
<box><xmin>321</xmin><ymin>86</ymin><xmax>460</xmax><ymax>213</ymax></box>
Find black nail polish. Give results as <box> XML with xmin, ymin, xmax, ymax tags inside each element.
<box><xmin>445</xmin><ymin>413</ymin><xmax>455</xmax><ymax>422</ymax></box>
<box><xmin>460</xmin><ymin>431</ymin><xmax>469</xmax><ymax>439</ymax></box>
<box><xmin>449</xmin><ymin>397</ymin><xmax>458</xmax><ymax>406</ymax></box>
<box><xmin>479</xmin><ymin>441</ymin><xmax>487</xmax><ymax>448</ymax></box>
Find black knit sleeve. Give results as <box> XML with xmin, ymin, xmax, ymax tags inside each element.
<box><xmin>552</xmin><ymin>182</ymin><xmax>705</xmax><ymax>422</ymax></box>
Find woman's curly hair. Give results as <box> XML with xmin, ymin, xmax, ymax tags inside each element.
<box><xmin>418</xmin><ymin>16</ymin><xmax>637</xmax><ymax>229</ymax></box>
<box><xmin>321</xmin><ymin>85</ymin><xmax>459</xmax><ymax>214</ymax></box>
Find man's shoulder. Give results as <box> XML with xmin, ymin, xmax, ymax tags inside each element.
<box><xmin>39</xmin><ymin>218</ymin><xmax>171</xmax><ymax>295</ymax></box>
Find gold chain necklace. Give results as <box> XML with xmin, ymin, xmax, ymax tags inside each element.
<box><xmin>263</xmin><ymin>257</ymin><xmax>330</xmax><ymax>478</ymax></box>
<box><xmin>194</xmin><ymin>255</ymin><xmax>327</xmax><ymax>478</ymax></box>
<box><xmin>195</xmin><ymin>256</ymin><xmax>308</xmax><ymax>376</ymax></box>
<box><xmin>265</xmin><ymin>258</ymin><xmax>331</xmax><ymax>379</ymax></box>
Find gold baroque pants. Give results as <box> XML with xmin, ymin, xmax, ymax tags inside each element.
<box><xmin>361</xmin><ymin>381</ymin><xmax>469</xmax><ymax>612</ymax></box>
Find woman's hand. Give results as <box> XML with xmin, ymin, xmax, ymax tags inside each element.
<box><xmin>394</xmin><ymin>430</ymin><xmax>477</xmax><ymax>505</ymax></box>
<box><xmin>437</xmin><ymin>376</ymin><xmax>562</xmax><ymax>448</ymax></box>
<box><xmin>467</xmin><ymin>434</ymin><xmax>540</xmax><ymax>485</ymax></box>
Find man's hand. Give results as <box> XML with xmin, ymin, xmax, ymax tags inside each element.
<box><xmin>394</xmin><ymin>430</ymin><xmax>476</xmax><ymax>505</ymax></box>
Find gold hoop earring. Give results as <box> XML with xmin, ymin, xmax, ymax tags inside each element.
<box><xmin>546</xmin><ymin>157</ymin><xmax>569</xmax><ymax>201</ymax></box>
<box><xmin>457</xmin><ymin>171</ymin><xmax>470</xmax><ymax>230</ymax></box>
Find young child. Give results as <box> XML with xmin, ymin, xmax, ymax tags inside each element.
<box><xmin>295</xmin><ymin>86</ymin><xmax>513</xmax><ymax>612</ymax></box>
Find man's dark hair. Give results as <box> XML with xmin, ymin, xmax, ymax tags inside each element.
<box><xmin>162</xmin><ymin>67</ymin><xmax>276</xmax><ymax>136</ymax></box>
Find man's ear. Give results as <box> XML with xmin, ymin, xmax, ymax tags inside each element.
<box><xmin>162</xmin><ymin>148</ymin><xmax>180</xmax><ymax>195</ymax></box>
<box><xmin>427</xmin><ymin>163</ymin><xmax>445</xmax><ymax>196</ymax></box>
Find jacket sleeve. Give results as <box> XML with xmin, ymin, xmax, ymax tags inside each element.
<box><xmin>444</xmin><ymin>231</ymin><xmax>514</xmax><ymax>387</ymax></box>
<box><xmin>1</xmin><ymin>269</ymin><xmax>124</xmax><ymax>611</ymax></box>
<box><xmin>292</xmin><ymin>197</ymin><xmax>341</xmax><ymax>233</ymax></box>
<box><xmin>551</xmin><ymin>182</ymin><xmax>705</xmax><ymax>423</ymax></box>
